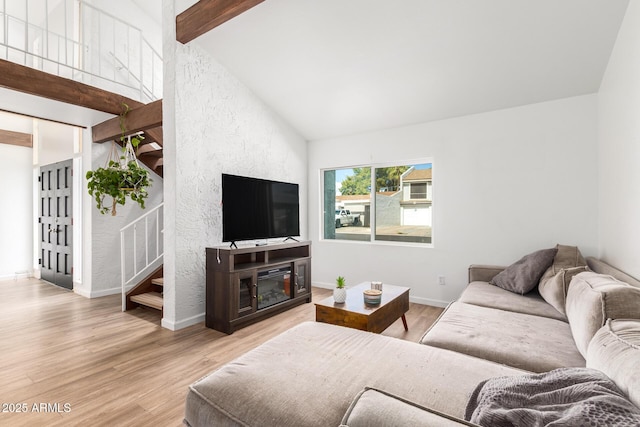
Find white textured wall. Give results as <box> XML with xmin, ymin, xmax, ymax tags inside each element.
<box><xmin>597</xmin><ymin>1</ymin><xmax>640</xmax><ymax>279</ymax></box>
<box><xmin>162</xmin><ymin>0</ymin><xmax>308</xmax><ymax>329</ymax></box>
<box><xmin>309</xmin><ymin>95</ymin><xmax>599</xmax><ymax>306</ymax></box>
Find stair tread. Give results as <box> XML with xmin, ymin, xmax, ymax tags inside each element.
<box><xmin>151</xmin><ymin>277</ymin><xmax>163</xmax><ymax>286</ymax></box>
<box><xmin>130</xmin><ymin>292</ymin><xmax>163</xmax><ymax>310</ymax></box>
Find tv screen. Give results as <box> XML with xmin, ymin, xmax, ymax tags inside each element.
<box><xmin>222</xmin><ymin>174</ymin><xmax>300</xmax><ymax>243</ymax></box>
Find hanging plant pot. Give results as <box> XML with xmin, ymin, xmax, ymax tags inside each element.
<box><xmin>86</xmin><ymin>137</ymin><xmax>152</xmax><ymax>216</ymax></box>
<box><xmin>87</xmin><ymin>103</ymin><xmax>152</xmax><ymax>216</ymax></box>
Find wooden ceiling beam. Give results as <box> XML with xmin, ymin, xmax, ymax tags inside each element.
<box><xmin>92</xmin><ymin>100</ymin><xmax>163</xmax><ymax>143</ymax></box>
<box><xmin>176</xmin><ymin>0</ymin><xmax>265</xmax><ymax>44</ymax></box>
<box><xmin>0</xmin><ymin>129</ymin><xmax>32</xmax><ymax>148</ymax></box>
<box><xmin>0</xmin><ymin>59</ymin><xmax>142</xmax><ymax>115</ymax></box>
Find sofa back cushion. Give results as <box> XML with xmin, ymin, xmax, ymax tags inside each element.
<box><xmin>587</xmin><ymin>319</ymin><xmax>640</xmax><ymax>408</ymax></box>
<box><xmin>566</xmin><ymin>272</ymin><xmax>640</xmax><ymax>357</ymax></box>
<box><xmin>539</xmin><ymin>266</ymin><xmax>588</xmax><ymax>316</ymax></box>
<box><xmin>587</xmin><ymin>257</ymin><xmax>640</xmax><ymax>288</ymax></box>
<box><xmin>538</xmin><ymin>245</ymin><xmax>588</xmax><ymax>315</ymax></box>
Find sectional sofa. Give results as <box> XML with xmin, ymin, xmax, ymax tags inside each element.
<box><xmin>184</xmin><ymin>248</ymin><xmax>640</xmax><ymax>426</ymax></box>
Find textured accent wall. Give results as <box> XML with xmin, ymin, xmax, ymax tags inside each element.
<box><xmin>162</xmin><ymin>15</ymin><xmax>307</xmax><ymax>329</ymax></box>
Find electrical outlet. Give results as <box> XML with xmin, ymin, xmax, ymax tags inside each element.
<box><xmin>438</xmin><ymin>275</ymin><xmax>446</xmax><ymax>286</ymax></box>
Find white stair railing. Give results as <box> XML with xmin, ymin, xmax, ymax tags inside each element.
<box><xmin>120</xmin><ymin>203</ymin><xmax>164</xmax><ymax>311</ymax></box>
<box><xmin>0</xmin><ymin>0</ymin><xmax>162</xmax><ymax>103</ymax></box>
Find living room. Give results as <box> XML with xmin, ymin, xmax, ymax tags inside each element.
<box><xmin>163</xmin><ymin>0</ymin><xmax>638</xmax><ymax>330</ymax></box>
<box><xmin>1</xmin><ymin>0</ymin><xmax>640</xmax><ymax>425</ymax></box>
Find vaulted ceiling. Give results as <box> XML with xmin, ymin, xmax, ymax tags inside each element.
<box><xmin>181</xmin><ymin>0</ymin><xmax>630</xmax><ymax>141</ymax></box>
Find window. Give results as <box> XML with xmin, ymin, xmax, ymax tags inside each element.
<box><xmin>410</xmin><ymin>183</ymin><xmax>427</xmax><ymax>199</ymax></box>
<box><xmin>322</xmin><ymin>161</ymin><xmax>432</xmax><ymax>244</ymax></box>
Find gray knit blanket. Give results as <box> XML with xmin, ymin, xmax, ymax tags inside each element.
<box><xmin>465</xmin><ymin>368</ymin><xmax>640</xmax><ymax>427</ymax></box>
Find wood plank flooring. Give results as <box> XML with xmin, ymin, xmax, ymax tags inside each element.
<box><xmin>0</xmin><ymin>278</ymin><xmax>444</xmax><ymax>426</ymax></box>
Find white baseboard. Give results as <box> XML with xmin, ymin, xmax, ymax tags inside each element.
<box><xmin>73</xmin><ymin>282</ymin><xmax>91</xmax><ymax>298</ymax></box>
<box><xmin>0</xmin><ymin>271</ymin><xmax>33</xmax><ymax>281</ymax></box>
<box><xmin>161</xmin><ymin>313</ymin><xmax>204</xmax><ymax>331</ymax></box>
<box><xmin>73</xmin><ymin>286</ymin><xmax>92</xmax><ymax>298</ymax></box>
<box><xmin>74</xmin><ymin>286</ymin><xmax>128</xmax><ymax>298</ymax></box>
<box><xmin>312</xmin><ymin>282</ymin><xmax>334</xmax><ymax>290</ymax></box>
<box><xmin>312</xmin><ymin>282</ymin><xmax>450</xmax><ymax>308</ymax></box>
<box><xmin>409</xmin><ymin>295</ymin><xmax>449</xmax><ymax>308</ymax></box>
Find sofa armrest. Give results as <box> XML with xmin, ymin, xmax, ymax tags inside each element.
<box><xmin>468</xmin><ymin>265</ymin><xmax>506</xmax><ymax>284</ymax></box>
<box><xmin>341</xmin><ymin>387</ymin><xmax>479</xmax><ymax>427</ymax></box>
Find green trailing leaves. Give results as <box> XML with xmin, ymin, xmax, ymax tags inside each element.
<box><xmin>87</xmin><ymin>102</ymin><xmax>152</xmax><ymax>216</ymax></box>
<box><xmin>86</xmin><ymin>159</ymin><xmax>151</xmax><ymax>215</ymax></box>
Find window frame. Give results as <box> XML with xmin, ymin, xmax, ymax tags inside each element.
<box><xmin>320</xmin><ymin>158</ymin><xmax>434</xmax><ymax>248</ymax></box>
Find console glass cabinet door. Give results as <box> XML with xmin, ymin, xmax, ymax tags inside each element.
<box><xmin>294</xmin><ymin>259</ymin><xmax>311</xmax><ymax>297</ymax></box>
<box><xmin>236</xmin><ymin>270</ymin><xmax>257</xmax><ymax>317</ymax></box>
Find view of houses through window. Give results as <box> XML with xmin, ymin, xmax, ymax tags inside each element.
<box><xmin>323</xmin><ymin>161</ymin><xmax>433</xmax><ymax>244</ymax></box>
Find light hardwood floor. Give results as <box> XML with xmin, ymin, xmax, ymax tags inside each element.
<box><xmin>0</xmin><ymin>278</ymin><xmax>444</xmax><ymax>427</ymax></box>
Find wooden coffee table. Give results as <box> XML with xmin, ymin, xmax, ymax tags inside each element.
<box><xmin>315</xmin><ymin>282</ymin><xmax>410</xmax><ymax>333</ymax></box>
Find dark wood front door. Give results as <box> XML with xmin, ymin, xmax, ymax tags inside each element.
<box><xmin>39</xmin><ymin>160</ymin><xmax>73</xmax><ymax>289</ymax></box>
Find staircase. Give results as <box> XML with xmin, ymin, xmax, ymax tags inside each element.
<box><xmin>135</xmin><ymin>127</ymin><xmax>164</xmax><ymax>177</ymax></box>
<box><xmin>1</xmin><ymin>1</ymin><xmax>165</xmax><ymax>313</ymax></box>
<box><xmin>116</xmin><ymin>126</ymin><xmax>163</xmax><ymax>177</ymax></box>
<box><xmin>127</xmin><ymin>266</ymin><xmax>164</xmax><ymax>313</ymax></box>
<box><xmin>91</xmin><ymin>99</ymin><xmax>164</xmax><ymax>177</ymax></box>
<box><xmin>120</xmin><ymin>203</ymin><xmax>164</xmax><ymax>314</ymax></box>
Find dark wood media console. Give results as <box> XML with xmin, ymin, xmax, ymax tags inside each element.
<box><xmin>205</xmin><ymin>241</ymin><xmax>312</xmax><ymax>334</ymax></box>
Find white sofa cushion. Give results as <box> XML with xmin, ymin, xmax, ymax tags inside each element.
<box><xmin>538</xmin><ymin>244</ymin><xmax>588</xmax><ymax>315</ymax></box>
<box><xmin>420</xmin><ymin>302</ymin><xmax>584</xmax><ymax>372</ymax></box>
<box><xmin>460</xmin><ymin>281</ymin><xmax>567</xmax><ymax>321</ymax></box>
<box><xmin>587</xmin><ymin>319</ymin><xmax>640</xmax><ymax>408</ymax></box>
<box><xmin>341</xmin><ymin>388</ymin><xmax>479</xmax><ymax>427</ymax></box>
<box><xmin>566</xmin><ymin>272</ymin><xmax>640</xmax><ymax>357</ymax></box>
<box><xmin>185</xmin><ymin>322</ymin><xmax>525</xmax><ymax>426</ymax></box>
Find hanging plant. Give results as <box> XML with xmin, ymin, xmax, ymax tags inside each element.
<box><xmin>86</xmin><ymin>103</ymin><xmax>152</xmax><ymax>216</ymax></box>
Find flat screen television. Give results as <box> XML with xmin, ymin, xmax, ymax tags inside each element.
<box><xmin>222</xmin><ymin>174</ymin><xmax>300</xmax><ymax>244</ymax></box>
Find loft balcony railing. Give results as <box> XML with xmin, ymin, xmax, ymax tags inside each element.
<box><xmin>0</xmin><ymin>0</ymin><xmax>162</xmax><ymax>103</ymax></box>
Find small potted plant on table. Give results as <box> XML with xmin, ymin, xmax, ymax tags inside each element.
<box><xmin>334</xmin><ymin>276</ymin><xmax>347</xmax><ymax>303</ymax></box>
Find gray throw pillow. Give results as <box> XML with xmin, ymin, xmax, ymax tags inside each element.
<box><xmin>489</xmin><ymin>248</ymin><xmax>558</xmax><ymax>294</ymax></box>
